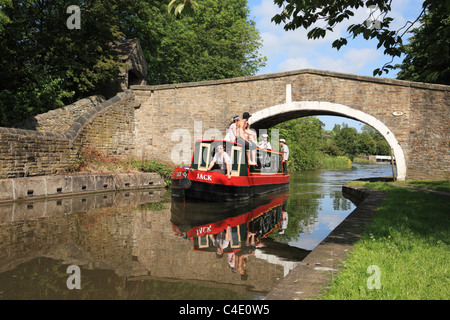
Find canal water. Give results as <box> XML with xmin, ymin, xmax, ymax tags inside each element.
<box><xmin>0</xmin><ymin>163</ymin><xmax>393</xmax><ymax>300</ymax></box>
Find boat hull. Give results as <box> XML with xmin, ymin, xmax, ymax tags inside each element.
<box><xmin>171</xmin><ymin>168</ymin><xmax>290</xmax><ymax>202</ymax></box>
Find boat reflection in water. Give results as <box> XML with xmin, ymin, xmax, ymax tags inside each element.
<box><xmin>171</xmin><ymin>191</ymin><xmax>310</xmax><ymax>279</ymax></box>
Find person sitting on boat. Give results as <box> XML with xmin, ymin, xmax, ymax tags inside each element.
<box><xmin>236</xmin><ymin>117</ymin><xmax>257</xmax><ymax>166</ymax></box>
<box><xmin>210</xmin><ymin>225</ymin><xmax>231</xmax><ymax>258</ymax></box>
<box><xmin>207</xmin><ymin>144</ymin><xmax>232</xmax><ymax>179</ymax></box>
<box><xmin>257</xmin><ymin>133</ymin><xmax>272</xmax><ymax>150</ymax></box>
<box><xmin>280</xmin><ymin>139</ymin><xmax>289</xmax><ymax>175</ymax></box>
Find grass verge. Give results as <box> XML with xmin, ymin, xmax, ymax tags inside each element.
<box><xmin>320</xmin><ymin>181</ymin><xmax>450</xmax><ymax>300</ymax></box>
<box><xmin>395</xmin><ymin>180</ymin><xmax>450</xmax><ymax>193</ymax></box>
<box><xmin>67</xmin><ymin>146</ymin><xmax>175</xmax><ymax>186</ymax></box>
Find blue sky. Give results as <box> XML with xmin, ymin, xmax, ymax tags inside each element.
<box><xmin>247</xmin><ymin>0</ymin><xmax>425</xmax><ymax>130</ymax></box>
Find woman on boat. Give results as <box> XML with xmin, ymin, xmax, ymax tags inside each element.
<box><xmin>236</xmin><ymin>118</ymin><xmax>257</xmax><ymax>166</ymax></box>
<box><xmin>225</xmin><ymin>116</ymin><xmax>239</xmax><ymax>154</ymax></box>
<box><xmin>225</xmin><ymin>116</ymin><xmax>239</xmax><ymax>143</ymax></box>
<box><xmin>207</xmin><ymin>144</ymin><xmax>232</xmax><ymax>179</ymax></box>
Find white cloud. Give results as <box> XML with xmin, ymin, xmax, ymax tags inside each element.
<box><xmin>276</xmin><ymin>48</ymin><xmax>382</xmax><ymax>74</ymax></box>
<box><xmin>277</xmin><ymin>57</ymin><xmax>312</xmax><ymax>71</ymax></box>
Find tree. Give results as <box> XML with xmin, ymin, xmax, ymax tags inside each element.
<box><xmin>333</xmin><ymin>124</ymin><xmax>359</xmax><ymax>159</ymax></box>
<box><xmin>0</xmin><ymin>0</ymin><xmax>266</xmax><ymax>126</ymax></box>
<box><xmin>135</xmin><ymin>0</ymin><xmax>266</xmax><ymax>84</ymax></box>
<box><xmin>168</xmin><ymin>0</ymin><xmax>199</xmax><ymax>16</ymax></box>
<box><xmin>270</xmin><ymin>117</ymin><xmax>325</xmax><ymax>170</ymax></box>
<box><xmin>0</xmin><ymin>0</ymin><xmax>126</xmax><ymax>126</ymax></box>
<box><xmin>271</xmin><ymin>0</ymin><xmax>444</xmax><ymax>77</ymax></box>
<box><xmin>396</xmin><ymin>1</ymin><xmax>450</xmax><ymax>85</ymax></box>
<box><xmin>361</xmin><ymin>124</ymin><xmax>390</xmax><ymax>155</ymax></box>
<box><xmin>357</xmin><ymin>132</ymin><xmax>376</xmax><ymax>155</ymax></box>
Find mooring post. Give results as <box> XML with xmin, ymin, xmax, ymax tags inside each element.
<box><xmin>390</xmin><ymin>148</ymin><xmax>396</xmax><ymax>181</ymax></box>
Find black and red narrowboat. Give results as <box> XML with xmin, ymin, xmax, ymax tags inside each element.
<box><xmin>171</xmin><ymin>139</ymin><xmax>290</xmax><ymax>202</ymax></box>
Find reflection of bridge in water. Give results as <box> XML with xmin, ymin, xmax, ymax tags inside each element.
<box><xmin>0</xmin><ymin>188</ymin><xmax>310</xmax><ymax>299</ymax></box>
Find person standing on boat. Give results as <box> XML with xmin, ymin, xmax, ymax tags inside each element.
<box><xmin>207</xmin><ymin>144</ymin><xmax>232</xmax><ymax>179</ymax></box>
<box><xmin>244</xmin><ymin>122</ymin><xmax>258</xmax><ymax>164</ymax></box>
<box><xmin>257</xmin><ymin>133</ymin><xmax>272</xmax><ymax>150</ymax></box>
<box><xmin>280</xmin><ymin>139</ymin><xmax>289</xmax><ymax>174</ymax></box>
<box><xmin>236</xmin><ymin>116</ymin><xmax>257</xmax><ymax>166</ymax></box>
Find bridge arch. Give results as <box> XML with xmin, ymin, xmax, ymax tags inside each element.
<box><xmin>248</xmin><ymin>101</ymin><xmax>406</xmax><ymax>181</ymax></box>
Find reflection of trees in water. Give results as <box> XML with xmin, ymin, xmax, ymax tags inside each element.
<box><xmin>332</xmin><ymin>191</ymin><xmax>353</xmax><ymax>211</ymax></box>
<box><xmin>270</xmin><ymin>185</ymin><xmax>353</xmax><ymax>244</ymax></box>
<box><xmin>272</xmin><ymin>191</ymin><xmax>320</xmax><ymax>243</ymax></box>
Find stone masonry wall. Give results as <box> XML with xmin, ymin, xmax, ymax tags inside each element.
<box><xmin>0</xmin><ymin>91</ymin><xmax>136</xmax><ymax>179</ymax></box>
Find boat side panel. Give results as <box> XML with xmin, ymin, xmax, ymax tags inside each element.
<box><xmin>184</xmin><ymin>180</ymin><xmax>289</xmax><ymax>202</ymax></box>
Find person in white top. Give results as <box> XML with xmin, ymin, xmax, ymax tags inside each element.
<box><xmin>225</xmin><ymin>115</ymin><xmax>239</xmax><ymax>155</ymax></box>
<box><xmin>208</xmin><ymin>144</ymin><xmax>232</xmax><ymax>179</ymax></box>
<box><xmin>280</xmin><ymin>139</ymin><xmax>289</xmax><ymax>175</ymax></box>
<box><xmin>225</xmin><ymin>116</ymin><xmax>239</xmax><ymax>143</ymax></box>
<box><xmin>257</xmin><ymin>133</ymin><xmax>272</xmax><ymax>150</ymax></box>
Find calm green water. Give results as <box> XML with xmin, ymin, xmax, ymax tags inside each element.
<box><xmin>0</xmin><ymin>163</ymin><xmax>392</xmax><ymax>300</ymax></box>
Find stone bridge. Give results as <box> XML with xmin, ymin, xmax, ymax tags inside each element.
<box><xmin>132</xmin><ymin>69</ymin><xmax>449</xmax><ymax>181</ymax></box>
<box><xmin>1</xmin><ymin>69</ymin><xmax>448</xmax><ymax>181</ymax></box>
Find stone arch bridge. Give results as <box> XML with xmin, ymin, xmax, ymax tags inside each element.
<box><xmin>132</xmin><ymin>69</ymin><xmax>449</xmax><ymax>181</ymax></box>
<box><xmin>1</xmin><ymin>69</ymin><xmax>448</xmax><ymax>181</ymax></box>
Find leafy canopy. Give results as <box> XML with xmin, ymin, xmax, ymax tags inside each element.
<box><xmin>396</xmin><ymin>1</ymin><xmax>450</xmax><ymax>85</ymax></box>
<box><xmin>0</xmin><ymin>0</ymin><xmax>266</xmax><ymax>126</ymax></box>
<box><xmin>270</xmin><ymin>0</ymin><xmax>448</xmax><ymax>78</ymax></box>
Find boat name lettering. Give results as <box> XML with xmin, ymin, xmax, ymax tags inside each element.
<box><xmin>176</xmin><ymin>170</ymin><xmax>189</xmax><ymax>178</ymax></box>
<box><xmin>196</xmin><ymin>225</ymin><xmax>212</xmax><ymax>236</ymax></box>
<box><xmin>196</xmin><ymin>173</ymin><xmax>212</xmax><ymax>181</ymax></box>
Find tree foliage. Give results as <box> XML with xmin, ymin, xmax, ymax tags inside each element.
<box><xmin>271</xmin><ymin>0</ymin><xmax>448</xmax><ymax>77</ymax></box>
<box><xmin>270</xmin><ymin>117</ymin><xmax>325</xmax><ymax>171</ymax></box>
<box><xmin>134</xmin><ymin>0</ymin><xmax>266</xmax><ymax>84</ymax></box>
<box><xmin>269</xmin><ymin>118</ymin><xmax>390</xmax><ymax>171</ymax></box>
<box><xmin>0</xmin><ymin>0</ymin><xmax>266</xmax><ymax>126</ymax></box>
<box><xmin>0</xmin><ymin>0</ymin><xmax>126</xmax><ymax>126</ymax></box>
<box><xmin>396</xmin><ymin>1</ymin><xmax>450</xmax><ymax>85</ymax></box>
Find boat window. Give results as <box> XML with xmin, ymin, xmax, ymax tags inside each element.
<box><xmin>229</xmin><ymin>226</ymin><xmax>241</xmax><ymax>248</ymax></box>
<box><xmin>197</xmin><ymin>143</ymin><xmax>212</xmax><ymax>171</ymax></box>
<box><xmin>230</xmin><ymin>145</ymin><xmax>243</xmax><ymax>176</ymax></box>
<box><xmin>197</xmin><ymin>235</ymin><xmax>209</xmax><ymax>248</ymax></box>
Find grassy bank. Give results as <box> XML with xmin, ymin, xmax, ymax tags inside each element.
<box><xmin>320</xmin><ymin>181</ymin><xmax>450</xmax><ymax>300</ymax></box>
<box><xmin>317</xmin><ymin>155</ymin><xmax>352</xmax><ymax>169</ymax></box>
<box><xmin>396</xmin><ymin>180</ymin><xmax>450</xmax><ymax>193</ymax></box>
<box><xmin>68</xmin><ymin>146</ymin><xmax>175</xmax><ymax>186</ymax></box>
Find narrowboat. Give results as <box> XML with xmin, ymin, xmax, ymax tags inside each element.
<box><xmin>171</xmin><ymin>140</ymin><xmax>290</xmax><ymax>202</ymax></box>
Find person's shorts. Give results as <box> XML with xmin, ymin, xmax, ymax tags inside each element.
<box><xmin>236</xmin><ymin>138</ymin><xmax>256</xmax><ymax>152</ymax></box>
